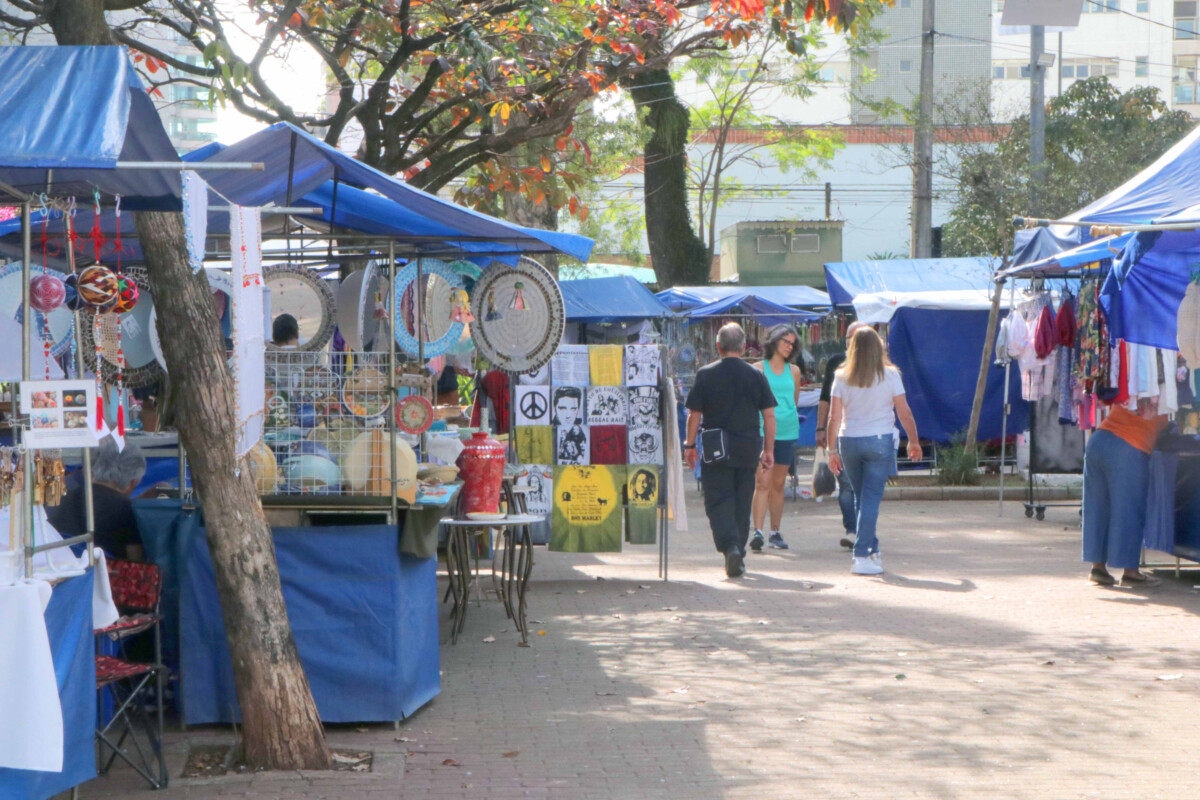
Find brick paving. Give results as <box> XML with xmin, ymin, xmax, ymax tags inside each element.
<box><xmin>83</xmin><ymin>489</ymin><xmax>1200</xmax><ymax>799</ymax></box>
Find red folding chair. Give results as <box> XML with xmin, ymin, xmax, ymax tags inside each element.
<box><xmin>95</xmin><ymin>559</ymin><xmax>168</xmax><ymax>789</ymax></box>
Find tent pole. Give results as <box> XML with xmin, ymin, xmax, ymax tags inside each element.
<box><xmin>389</xmin><ymin>240</ymin><xmax>399</xmax><ymax>526</ymax></box>
<box><xmin>20</xmin><ymin>201</ymin><xmax>33</xmax><ymax>579</ymax></box>
<box><xmin>998</xmin><ymin>278</ymin><xmax>1016</xmax><ymax>516</ymax></box>
<box><xmin>64</xmin><ymin>214</ymin><xmax>96</xmax><ymax>568</ymax></box>
<box><xmin>117</xmin><ymin>161</ymin><xmax>265</xmax><ymax>171</ymax></box>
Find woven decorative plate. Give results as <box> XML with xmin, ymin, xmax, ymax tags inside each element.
<box><xmin>342</xmin><ymin>367</ymin><xmax>390</xmax><ymax>420</ymax></box>
<box><xmin>79</xmin><ymin>266</ymin><xmax>164</xmax><ymax>389</ymax></box>
<box><xmin>393</xmin><ymin>258</ymin><xmax>466</xmax><ymax>358</ymax></box>
<box><xmin>396</xmin><ymin>394</ymin><xmax>434</xmax><ymax>435</ymax></box>
<box><xmin>0</xmin><ymin>263</ymin><xmax>76</xmax><ymax>358</ymax></box>
<box><xmin>264</xmin><ymin>264</ymin><xmax>335</xmax><ymax>352</ymax></box>
<box><xmin>468</xmin><ymin>257</ymin><xmax>564</xmax><ymax>374</ymax></box>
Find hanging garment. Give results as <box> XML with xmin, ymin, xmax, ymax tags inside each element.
<box><xmin>1006</xmin><ymin>308</ymin><xmax>1029</xmax><ymax>362</ymax></box>
<box><xmin>1078</xmin><ymin>278</ymin><xmax>1103</xmax><ymax>380</ymax></box>
<box><xmin>994</xmin><ymin>315</ymin><xmax>1011</xmax><ymax>365</ymax></box>
<box><xmin>1056</xmin><ymin>348</ymin><xmax>1077</xmax><ymax>425</ymax></box>
<box><xmin>625</xmin><ymin>465</ymin><xmax>660</xmax><ymax>545</ymax></box>
<box><xmin>471</xmin><ymin>370</ymin><xmax>511</xmax><ymax>433</ymax></box>
<box><xmin>1055</xmin><ymin>295</ymin><xmax>1077</xmax><ymax>348</ymax></box>
<box><xmin>1033</xmin><ymin>304</ymin><xmax>1057</xmax><ymax>360</ymax></box>
<box><xmin>1160</xmin><ymin>349</ymin><xmax>1180</xmax><ymax>415</ymax></box>
<box><xmin>589</xmin><ymin>425</ymin><xmax>627</xmax><ymax>465</ymax></box>
<box><xmin>588</xmin><ymin>345</ymin><xmax>623</xmax><ymax>386</ymax></box>
<box><xmin>1114</xmin><ymin>341</ymin><xmax>1130</xmax><ymax>406</ymax></box>
<box><xmin>1177</xmin><ymin>282</ymin><xmax>1200</xmax><ymax>368</ymax></box>
<box><xmin>514</xmin><ymin>426</ymin><xmax>553</xmax><ymax>464</ymax></box>
<box><xmin>550</xmin><ymin>465</ymin><xmax>625</xmax><ymax>552</ymax></box>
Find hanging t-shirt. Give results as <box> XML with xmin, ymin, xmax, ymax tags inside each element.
<box><xmin>551</xmin><ymin>465</ymin><xmax>624</xmax><ymax>552</ymax></box>
<box><xmin>625</xmin><ymin>465</ymin><xmax>659</xmax><ymax>545</ymax></box>
<box><xmin>830</xmin><ymin>366</ymin><xmax>906</xmax><ymax>438</ymax></box>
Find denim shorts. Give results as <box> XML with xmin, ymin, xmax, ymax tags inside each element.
<box><xmin>772</xmin><ymin>439</ymin><xmax>796</xmax><ymax>468</ymax></box>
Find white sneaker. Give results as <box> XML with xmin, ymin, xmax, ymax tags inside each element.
<box><xmin>851</xmin><ymin>553</ymin><xmax>884</xmax><ymax>575</ymax></box>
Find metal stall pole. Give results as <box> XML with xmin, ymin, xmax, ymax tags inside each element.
<box><xmin>998</xmin><ymin>278</ymin><xmax>1016</xmax><ymax>516</ymax></box>
<box><xmin>65</xmin><ymin>214</ymin><xmax>96</xmax><ymax>566</ymax></box>
<box><xmin>416</xmin><ymin>257</ymin><xmax>427</xmax><ymax>456</ymax></box>
<box><xmin>21</xmin><ymin>201</ymin><xmax>33</xmax><ymax>578</ymax></box>
<box><xmin>388</xmin><ymin>240</ymin><xmax>399</xmax><ymax>526</ymax></box>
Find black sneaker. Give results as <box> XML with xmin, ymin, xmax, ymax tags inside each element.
<box><xmin>725</xmin><ymin>549</ymin><xmax>745</xmax><ymax>578</ymax></box>
<box><xmin>768</xmin><ymin>532</ymin><xmax>789</xmax><ymax>550</ymax></box>
<box><xmin>839</xmin><ymin>533</ymin><xmax>855</xmax><ymax>550</ymax></box>
<box><xmin>749</xmin><ymin>530</ymin><xmax>765</xmax><ymax>552</ymax></box>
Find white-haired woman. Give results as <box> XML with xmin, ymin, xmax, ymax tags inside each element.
<box><xmin>827</xmin><ymin>327</ymin><xmax>921</xmax><ymax>575</ymax></box>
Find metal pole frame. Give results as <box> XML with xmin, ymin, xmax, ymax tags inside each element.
<box><xmin>388</xmin><ymin>241</ymin><xmax>399</xmax><ymax>526</ymax></box>
<box><xmin>998</xmin><ymin>278</ymin><xmax>1016</xmax><ymax>516</ymax></box>
<box><xmin>20</xmin><ymin>201</ymin><xmax>33</xmax><ymax>578</ymax></box>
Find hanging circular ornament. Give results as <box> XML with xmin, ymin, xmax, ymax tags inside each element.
<box><xmin>467</xmin><ymin>257</ymin><xmax>564</xmax><ymax>374</ymax></box>
<box><xmin>78</xmin><ymin>266</ymin><xmax>164</xmax><ymax>389</ymax></box>
<box><xmin>30</xmin><ymin>274</ymin><xmax>66</xmax><ymax>313</ymax></box>
<box><xmin>0</xmin><ymin>263</ymin><xmax>76</xmax><ymax>357</ymax></box>
<box><xmin>393</xmin><ymin>259</ymin><xmax>466</xmax><ymax>358</ymax></box>
<box><xmin>263</xmin><ymin>264</ymin><xmax>336</xmax><ymax>352</ymax></box>
<box><xmin>76</xmin><ymin>265</ymin><xmax>119</xmax><ymax>311</ymax></box>
<box><xmin>113</xmin><ymin>276</ymin><xmax>139</xmax><ymax>314</ymax></box>
<box><xmin>62</xmin><ymin>273</ymin><xmax>83</xmax><ymax>311</ymax></box>
<box><xmin>396</xmin><ymin>394</ymin><xmax>434</xmax><ymax>435</ymax></box>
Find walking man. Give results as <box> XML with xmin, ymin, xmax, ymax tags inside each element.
<box><xmin>817</xmin><ymin>321</ymin><xmax>866</xmax><ymax>550</ymax></box>
<box><xmin>683</xmin><ymin>323</ymin><xmax>777</xmax><ymax>578</ymax></box>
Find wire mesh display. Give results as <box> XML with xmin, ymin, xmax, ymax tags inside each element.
<box><xmin>258</xmin><ymin>351</ymin><xmax>418</xmax><ymax>498</ymax></box>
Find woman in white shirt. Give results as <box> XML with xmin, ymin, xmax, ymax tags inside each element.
<box><xmin>827</xmin><ymin>326</ymin><xmax>922</xmax><ymax>575</ymax></box>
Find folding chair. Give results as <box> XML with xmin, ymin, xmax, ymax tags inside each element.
<box><xmin>94</xmin><ymin>559</ymin><xmax>168</xmax><ymax>789</ymax></box>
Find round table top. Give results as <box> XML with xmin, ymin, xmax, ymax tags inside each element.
<box><xmin>440</xmin><ymin>514</ymin><xmax>543</xmax><ymax>527</ymax></box>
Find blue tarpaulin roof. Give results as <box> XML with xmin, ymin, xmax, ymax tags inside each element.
<box><xmin>1098</xmin><ymin>230</ymin><xmax>1200</xmax><ymax>350</ymax></box>
<box><xmin>559</xmin><ymin>276</ymin><xmax>673</xmax><ymax>322</ymax></box>
<box><xmin>194</xmin><ymin>123</ymin><xmax>593</xmax><ymax>261</ymax></box>
<box><xmin>823</xmin><ymin>257</ymin><xmax>1001</xmax><ymax>306</ymax></box>
<box><xmin>656</xmin><ymin>285</ymin><xmax>829</xmax><ymax>310</ymax></box>
<box><xmin>0</xmin><ymin>46</ymin><xmax>182</xmax><ymax>210</ymax></box>
<box><xmin>1002</xmin><ymin>234</ymin><xmax>1134</xmax><ymax>278</ymax></box>
<box><xmin>681</xmin><ymin>292</ymin><xmax>824</xmax><ymax>326</ymax></box>
<box><xmin>0</xmin><ymin>128</ymin><xmax>594</xmax><ymax>266</ymax></box>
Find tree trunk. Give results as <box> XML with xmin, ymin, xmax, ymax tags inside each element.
<box><xmin>964</xmin><ymin>276</ymin><xmax>1005</xmax><ymax>452</ymax></box>
<box><xmin>46</xmin><ymin>1</ymin><xmax>330</xmax><ymax>770</ymax></box>
<box><xmin>630</xmin><ymin>69</ymin><xmax>710</xmax><ymax>287</ymax></box>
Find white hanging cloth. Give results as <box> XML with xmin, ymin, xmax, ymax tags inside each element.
<box><xmin>182</xmin><ymin>172</ymin><xmax>209</xmax><ymax>273</ymax></box>
<box><xmin>230</xmin><ymin>207</ymin><xmax>265</xmax><ymax>458</ymax></box>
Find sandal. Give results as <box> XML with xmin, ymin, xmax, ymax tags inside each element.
<box><xmin>1120</xmin><ymin>572</ymin><xmax>1162</xmax><ymax>587</ymax></box>
<box><xmin>1089</xmin><ymin>568</ymin><xmax>1116</xmax><ymax>586</ymax></box>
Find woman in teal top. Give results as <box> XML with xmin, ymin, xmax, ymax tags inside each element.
<box><xmin>750</xmin><ymin>325</ymin><xmax>802</xmax><ymax>551</ymax></box>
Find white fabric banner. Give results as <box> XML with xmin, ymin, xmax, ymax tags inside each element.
<box><xmin>231</xmin><ymin>207</ymin><xmax>265</xmax><ymax>458</ymax></box>
<box><xmin>0</xmin><ymin>580</ymin><xmax>63</xmax><ymax>772</ymax></box>
<box><xmin>182</xmin><ymin>172</ymin><xmax>209</xmax><ymax>273</ymax></box>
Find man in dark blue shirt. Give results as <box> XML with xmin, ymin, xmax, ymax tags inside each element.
<box><xmin>683</xmin><ymin>323</ymin><xmax>777</xmax><ymax>578</ymax></box>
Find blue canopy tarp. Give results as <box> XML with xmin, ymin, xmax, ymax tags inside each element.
<box><xmin>194</xmin><ymin>123</ymin><xmax>592</xmax><ymax>261</ymax></box>
<box><xmin>1099</xmin><ymin>229</ymin><xmax>1200</xmax><ymax>350</ymax></box>
<box><xmin>888</xmin><ymin>307</ymin><xmax>1028</xmax><ymax>445</ymax></box>
<box><xmin>681</xmin><ymin>292</ymin><xmax>824</xmax><ymax>327</ymax></box>
<box><xmin>656</xmin><ymin>284</ymin><xmax>829</xmax><ymax>310</ymax></box>
<box><xmin>560</xmin><ymin>276</ymin><xmax>672</xmax><ymax>323</ymax></box>
<box><xmin>0</xmin><ymin>46</ymin><xmax>181</xmax><ymax>210</ymax></box>
<box><xmin>823</xmin><ymin>257</ymin><xmax>1001</xmax><ymax>306</ymax></box>
<box><xmin>1001</xmin><ymin>234</ymin><xmax>1134</xmax><ymax>278</ymax></box>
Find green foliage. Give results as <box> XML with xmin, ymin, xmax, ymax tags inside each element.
<box><xmin>941</xmin><ymin>77</ymin><xmax>1194</xmax><ymax>258</ymax></box>
<box><xmin>935</xmin><ymin>436</ymin><xmax>981</xmax><ymax>487</ymax></box>
<box><xmin>866</xmin><ymin>250</ymin><xmax>905</xmax><ymax>261</ymax></box>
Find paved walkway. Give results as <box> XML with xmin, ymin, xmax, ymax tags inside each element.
<box><xmin>86</xmin><ymin>490</ymin><xmax>1200</xmax><ymax>799</ymax></box>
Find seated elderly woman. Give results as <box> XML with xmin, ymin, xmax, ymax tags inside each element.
<box><xmin>47</xmin><ymin>439</ymin><xmax>147</xmax><ymax>561</ymax></box>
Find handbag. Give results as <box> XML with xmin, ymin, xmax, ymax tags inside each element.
<box><xmin>700</xmin><ymin>428</ymin><xmax>728</xmax><ymax>465</ymax></box>
<box><xmin>811</xmin><ymin>447</ymin><xmax>836</xmax><ymax>497</ymax></box>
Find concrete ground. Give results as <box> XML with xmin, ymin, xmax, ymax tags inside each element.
<box><xmin>83</xmin><ymin>488</ymin><xmax>1200</xmax><ymax>799</ymax></box>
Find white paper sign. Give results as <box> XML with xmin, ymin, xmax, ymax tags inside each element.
<box><xmin>514</xmin><ymin>465</ymin><xmax>553</xmax><ymax>515</ymax></box>
<box><xmin>551</xmin><ymin>344</ymin><xmax>590</xmax><ymax>386</ymax></box>
<box><xmin>19</xmin><ymin>380</ymin><xmax>99</xmax><ymax>449</ymax></box>
<box><xmin>624</xmin><ymin>345</ymin><xmax>660</xmax><ymax>387</ymax></box>
<box><xmin>516</xmin><ymin>386</ymin><xmax>551</xmax><ymax>427</ymax></box>
<box><xmin>555</xmin><ymin>424</ymin><xmax>590</xmax><ymax>465</ymax></box>
<box><xmin>587</xmin><ymin>386</ymin><xmax>627</xmax><ymax>426</ymax></box>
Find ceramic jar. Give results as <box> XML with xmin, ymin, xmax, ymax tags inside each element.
<box><xmin>456</xmin><ymin>430</ymin><xmax>505</xmax><ymax>514</ymax></box>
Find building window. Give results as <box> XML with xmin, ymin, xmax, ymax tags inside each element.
<box><xmin>756</xmin><ymin>235</ymin><xmax>787</xmax><ymax>254</ymax></box>
<box><xmin>1138</xmin><ymin>0</ymin><xmax>1149</xmax><ymax>9</ymax></box>
<box><xmin>1061</xmin><ymin>59</ymin><xmax>1119</xmax><ymax>79</ymax></box>
<box><xmin>1081</xmin><ymin>0</ymin><xmax>1118</xmax><ymax>10</ymax></box>
<box><xmin>1178</xmin><ymin>1</ymin><xmax>1197</xmax><ymax>36</ymax></box>
<box><xmin>1136</xmin><ymin>56</ymin><xmax>1149</xmax><ymax>77</ymax></box>
<box><xmin>899</xmin><ymin>59</ymin><xmax>913</xmax><ymax>72</ymax></box>
<box><xmin>1175</xmin><ymin>56</ymin><xmax>1198</xmax><ymax>103</ymax></box>
<box><xmin>790</xmin><ymin>234</ymin><xmax>821</xmax><ymax>254</ymax></box>
<box><xmin>993</xmin><ymin>65</ymin><xmax>1006</xmax><ymax>79</ymax></box>
<box><xmin>820</xmin><ymin>66</ymin><xmax>835</xmax><ymax>82</ymax></box>
<box><xmin>900</xmin><ymin>0</ymin><xmax>912</xmax><ymax>7</ymax></box>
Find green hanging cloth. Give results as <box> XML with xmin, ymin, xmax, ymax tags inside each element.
<box><xmin>625</xmin><ymin>465</ymin><xmax>659</xmax><ymax>544</ymax></box>
<box><xmin>551</xmin><ymin>465</ymin><xmax>625</xmax><ymax>552</ymax></box>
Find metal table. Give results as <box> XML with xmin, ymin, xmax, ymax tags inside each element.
<box><xmin>440</xmin><ymin>514</ymin><xmax>540</xmax><ymax>644</ymax></box>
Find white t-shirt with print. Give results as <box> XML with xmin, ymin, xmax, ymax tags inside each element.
<box><xmin>830</xmin><ymin>366</ymin><xmax>906</xmax><ymax>438</ymax></box>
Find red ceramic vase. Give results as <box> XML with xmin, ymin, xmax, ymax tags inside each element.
<box><xmin>456</xmin><ymin>431</ymin><xmax>506</xmax><ymax>514</ymax></box>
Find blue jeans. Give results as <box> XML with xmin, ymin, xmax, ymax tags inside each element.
<box><xmin>1082</xmin><ymin>429</ymin><xmax>1150</xmax><ymax>570</ymax></box>
<box><xmin>838</xmin><ymin>434</ymin><xmax>894</xmax><ymax>557</ymax></box>
<box><xmin>836</xmin><ymin>468</ymin><xmax>856</xmax><ymax>534</ymax></box>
